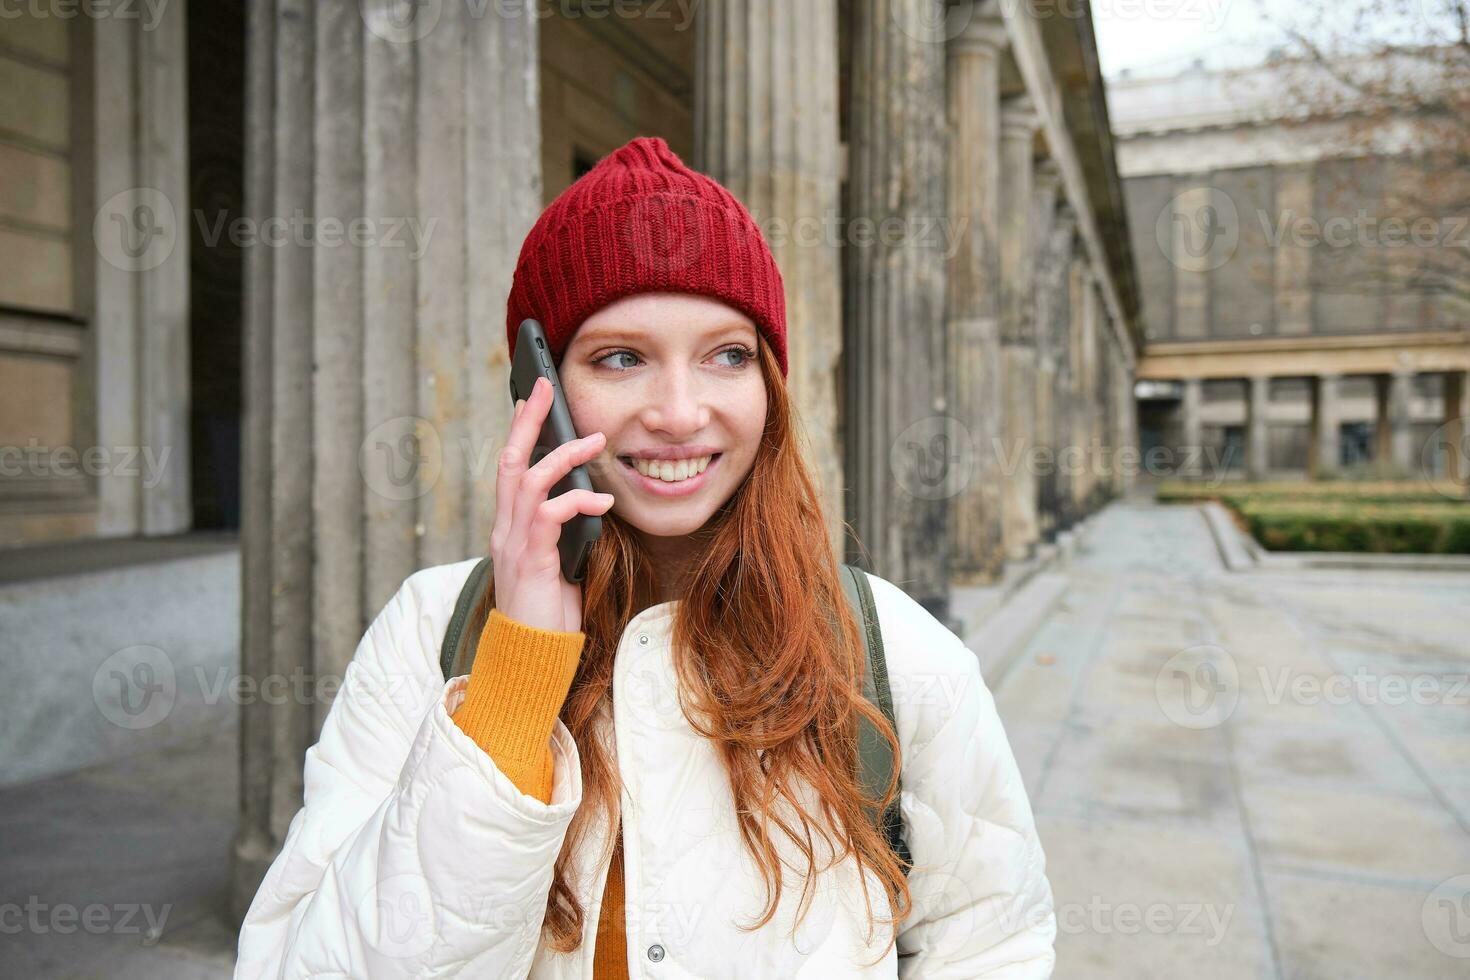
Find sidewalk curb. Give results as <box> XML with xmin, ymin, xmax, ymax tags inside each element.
<box><xmin>961</xmin><ymin>502</ymin><xmax>1111</xmax><ymax>692</ymax></box>
<box><xmin>970</xmin><ymin>572</ymin><xmax>1069</xmax><ymax>692</ymax></box>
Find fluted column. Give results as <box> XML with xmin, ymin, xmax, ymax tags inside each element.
<box><xmin>999</xmin><ymin>97</ymin><xmax>1041</xmax><ymax>559</ymax></box>
<box><xmin>1384</xmin><ymin>369</ymin><xmax>1415</xmax><ymax>474</ymax></box>
<box><xmin>1074</xmin><ymin>268</ymin><xmax>1101</xmax><ymax>506</ymax></box>
<box><xmin>695</xmin><ymin>0</ymin><xmax>845</xmax><ymax>557</ymax></box>
<box><xmin>1180</xmin><ymin>377</ymin><xmax>1203</xmax><ymax>478</ymax></box>
<box><xmin>1444</xmin><ymin>371</ymin><xmax>1469</xmax><ymax>497</ymax></box>
<box><xmin>844</xmin><ymin>0</ymin><xmax>952</xmax><ymax>625</ymax></box>
<box><xmin>1054</xmin><ymin>208</ymin><xmax>1080</xmax><ymax>528</ymax></box>
<box><xmin>1121</xmin><ymin>357</ymin><xmax>1140</xmax><ymax>492</ymax></box>
<box><xmin>1031</xmin><ymin>160</ymin><xmax>1063</xmax><ymax>540</ymax></box>
<box><xmin>1060</xmin><ymin>232</ymin><xmax>1084</xmax><ymax>527</ymax></box>
<box><xmin>233</xmin><ymin>0</ymin><xmax>540</xmax><ymax>923</ymax></box>
<box><xmin>1247</xmin><ymin>375</ymin><xmax>1270</xmax><ymax>481</ymax></box>
<box><xmin>1105</xmin><ymin>333</ymin><xmax>1123</xmax><ymax>499</ymax></box>
<box><xmin>1112</xmin><ymin>350</ymin><xmax>1132</xmax><ymax>494</ymax></box>
<box><xmin>1310</xmin><ymin>372</ymin><xmax>1342</xmax><ymax>479</ymax></box>
<box><xmin>945</xmin><ymin>3</ymin><xmax>1008</xmax><ymax>583</ymax></box>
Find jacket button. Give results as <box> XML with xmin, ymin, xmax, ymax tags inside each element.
<box><xmin>647</xmin><ymin>943</ymin><xmax>665</xmax><ymax>962</ymax></box>
<box><xmin>638</xmin><ymin>633</ymin><xmax>650</xmax><ymax>646</ymax></box>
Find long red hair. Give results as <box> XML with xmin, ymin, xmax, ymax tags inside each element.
<box><xmin>477</xmin><ymin>336</ymin><xmax>912</xmax><ymax>963</ymax></box>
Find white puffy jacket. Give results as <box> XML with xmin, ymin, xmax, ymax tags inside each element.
<box><xmin>234</xmin><ymin>557</ymin><xmax>1056</xmax><ymax>979</ymax></box>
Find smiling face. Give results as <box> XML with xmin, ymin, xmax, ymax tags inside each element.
<box><xmin>558</xmin><ymin>291</ymin><xmax>770</xmax><ymax>540</ymax></box>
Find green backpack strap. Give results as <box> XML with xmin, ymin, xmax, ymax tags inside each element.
<box><xmin>439</xmin><ymin>556</ymin><xmax>910</xmax><ymax>876</ymax></box>
<box><xmin>839</xmin><ymin>562</ymin><xmax>912</xmax><ymax>877</ymax></box>
<box><xmin>440</xmin><ymin>556</ymin><xmax>492</xmax><ymax>681</ymax></box>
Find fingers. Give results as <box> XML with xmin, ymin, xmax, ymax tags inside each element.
<box><xmin>523</xmin><ymin>488</ymin><xmax>616</xmax><ymax>569</ymax></box>
<box><xmin>511</xmin><ymin>429</ymin><xmax>608</xmax><ymax>539</ymax></box>
<box><xmin>494</xmin><ymin>376</ymin><xmax>552</xmax><ymax>553</ymax></box>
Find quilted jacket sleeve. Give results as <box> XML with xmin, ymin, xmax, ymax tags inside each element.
<box><xmin>868</xmin><ymin>575</ymin><xmax>1057</xmax><ymax>979</ymax></box>
<box><xmin>233</xmin><ymin>565</ymin><xmax>583</xmax><ymax>979</ymax></box>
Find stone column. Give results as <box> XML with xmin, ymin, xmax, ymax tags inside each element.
<box><xmin>1443</xmin><ymin>370</ymin><xmax>1469</xmax><ymax>496</ymax></box>
<box><xmin>1060</xmin><ymin>235</ymin><xmax>1084</xmax><ymax>526</ymax></box>
<box><xmin>944</xmin><ymin>3</ymin><xmax>1008</xmax><ymax>583</ymax></box>
<box><xmin>1096</xmin><ymin>317</ymin><xmax>1115</xmax><ymax>498</ymax></box>
<box><xmin>1246</xmin><ymin>375</ymin><xmax>1270</xmax><ymax>481</ymax></box>
<box><xmin>1121</xmin><ymin>357</ymin><xmax>1140</xmax><ymax>492</ymax></box>
<box><xmin>695</xmin><ymin>0</ymin><xmax>844</xmax><ymax>558</ymax></box>
<box><xmin>1114</xmin><ymin>353</ymin><xmax>1133</xmax><ymax>494</ymax></box>
<box><xmin>91</xmin><ymin>5</ymin><xmax>192</xmax><ymax>536</ymax></box>
<box><xmin>1053</xmin><ymin>208</ymin><xmax>1079</xmax><ymax>528</ymax></box>
<box><xmin>1074</xmin><ymin>269</ymin><xmax>1100</xmax><ymax>505</ymax></box>
<box><xmin>1310</xmin><ymin>373</ymin><xmax>1343</xmax><ymax>479</ymax></box>
<box><xmin>232</xmin><ymin>0</ymin><xmax>541</xmax><ymax>923</ymax></box>
<box><xmin>999</xmin><ymin>97</ymin><xmax>1040</xmax><ymax>560</ymax></box>
<box><xmin>1386</xmin><ymin>370</ymin><xmax>1415</xmax><ymax>474</ymax></box>
<box><xmin>1106</xmin><ymin>334</ymin><xmax>1126</xmax><ymax>495</ymax></box>
<box><xmin>844</xmin><ymin>0</ymin><xmax>952</xmax><ymax>626</ymax></box>
<box><xmin>1031</xmin><ymin>161</ymin><xmax>1063</xmax><ymax>541</ymax></box>
<box><xmin>1180</xmin><ymin>377</ymin><xmax>1203</xmax><ymax>478</ymax></box>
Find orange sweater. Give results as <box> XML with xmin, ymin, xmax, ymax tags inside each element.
<box><xmin>450</xmin><ymin>608</ymin><xmax>627</xmax><ymax>979</ymax></box>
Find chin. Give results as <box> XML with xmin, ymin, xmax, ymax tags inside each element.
<box><xmin>623</xmin><ymin>509</ymin><xmax>719</xmax><ymax>539</ymax></box>
<box><xmin>620</xmin><ymin>502</ymin><xmax>729</xmax><ymax>540</ymax></box>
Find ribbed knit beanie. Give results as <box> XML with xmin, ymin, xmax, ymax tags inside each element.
<box><xmin>505</xmin><ymin>136</ymin><xmax>788</xmax><ymax>378</ymax></box>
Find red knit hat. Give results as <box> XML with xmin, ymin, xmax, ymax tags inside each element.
<box><xmin>506</xmin><ymin>136</ymin><xmax>788</xmax><ymax>377</ymax></box>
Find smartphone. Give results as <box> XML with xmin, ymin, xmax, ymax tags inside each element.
<box><xmin>509</xmin><ymin>318</ymin><xmax>603</xmax><ymax>584</ymax></box>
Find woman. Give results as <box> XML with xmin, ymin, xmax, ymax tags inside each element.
<box><xmin>234</xmin><ymin>136</ymin><xmax>1056</xmax><ymax>978</ymax></box>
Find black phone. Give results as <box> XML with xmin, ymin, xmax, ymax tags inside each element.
<box><xmin>508</xmin><ymin>318</ymin><xmax>603</xmax><ymax>584</ymax></box>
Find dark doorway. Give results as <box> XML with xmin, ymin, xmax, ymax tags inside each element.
<box><xmin>187</xmin><ymin>0</ymin><xmax>246</xmax><ymax>530</ymax></box>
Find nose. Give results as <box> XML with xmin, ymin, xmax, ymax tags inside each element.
<box><xmin>640</xmin><ymin>364</ymin><xmax>710</xmax><ymax>438</ymax></box>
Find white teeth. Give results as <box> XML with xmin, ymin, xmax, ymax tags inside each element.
<box><xmin>631</xmin><ymin>454</ymin><xmax>713</xmax><ymax>482</ymax></box>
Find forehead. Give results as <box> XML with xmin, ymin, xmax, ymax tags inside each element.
<box><xmin>571</xmin><ymin>297</ymin><xmax>758</xmax><ymax>346</ymax></box>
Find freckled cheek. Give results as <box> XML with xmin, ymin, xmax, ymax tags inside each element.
<box><xmin>723</xmin><ymin>384</ymin><xmax>768</xmax><ymax>455</ymax></box>
<box><xmin>564</xmin><ymin>385</ymin><xmax>628</xmax><ymax>450</ymax></box>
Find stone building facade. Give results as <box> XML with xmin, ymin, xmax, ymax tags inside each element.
<box><xmin>0</xmin><ymin>0</ymin><xmax>1140</xmax><ymax>920</ymax></box>
<box><xmin>1110</xmin><ymin>61</ymin><xmax>1470</xmax><ymax>483</ymax></box>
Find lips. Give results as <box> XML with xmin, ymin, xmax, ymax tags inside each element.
<box><xmin>623</xmin><ymin>454</ymin><xmax>715</xmax><ymax>482</ymax></box>
<box><xmin>617</xmin><ymin>452</ymin><xmax>723</xmax><ymax>497</ymax></box>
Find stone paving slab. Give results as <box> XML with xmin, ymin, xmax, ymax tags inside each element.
<box><xmin>994</xmin><ymin>499</ymin><xmax>1470</xmax><ymax>979</ymax></box>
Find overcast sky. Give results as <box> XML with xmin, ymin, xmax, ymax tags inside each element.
<box><xmin>1092</xmin><ymin>0</ymin><xmax>1280</xmax><ymax>78</ymax></box>
<box><xmin>1091</xmin><ymin>0</ymin><xmax>1460</xmax><ymax>79</ymax></box>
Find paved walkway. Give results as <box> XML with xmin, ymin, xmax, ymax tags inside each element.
<box><xmin>996</xmin><ymin>498</ymin><xmax>1470</xmax><ymax>978</ymax></box>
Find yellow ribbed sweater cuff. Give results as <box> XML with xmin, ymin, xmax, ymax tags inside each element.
<box><xmin>450</xmin><ymin>608</ymin><xmax>585</xmax><ymax>802</ymax></box>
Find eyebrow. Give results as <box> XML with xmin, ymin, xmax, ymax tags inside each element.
<box><xmin>575</xmin><ymin>321</ymin><xmax>757</xmax><ymax>346</ymax></box>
